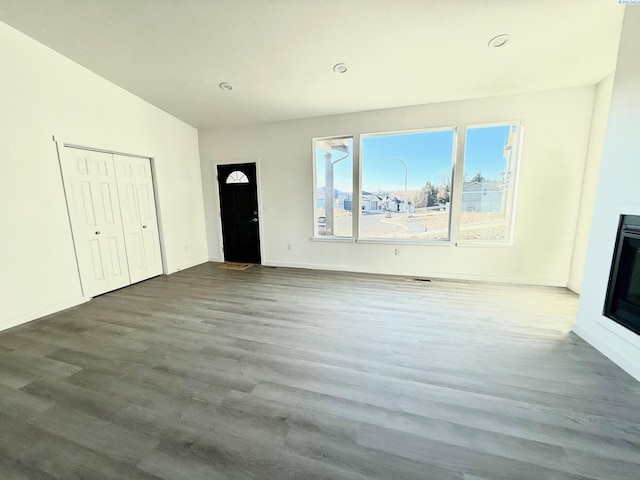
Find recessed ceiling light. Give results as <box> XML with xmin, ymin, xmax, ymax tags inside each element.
<box><xmin>219</xmin><ymin>82</ymin><xmax>235</xmax><ymax>91</ymax></box>
<box><xmin>487</xmin><ymin>34</ymin><xmax>511</xmax><ymax>48</ymax></box>
<box><xmin>333</xmin><ymin>63</ymin><xmax>348</xmax><ymax>74</ymax></box>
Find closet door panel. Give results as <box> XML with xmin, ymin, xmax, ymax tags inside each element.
<box><xmin>114</xmin><ymin>155</ymin><xmax>163</xmax><ymax>282</ymax></box>
<box><xmin>60</xmin><ymin>148</ymin><xmax>130</xmax><ymax>297</ymax></box>
<box><xmin>114</xmin><ymin>159</ymin><xmax>147</xmax><ymax>283</ymax></box>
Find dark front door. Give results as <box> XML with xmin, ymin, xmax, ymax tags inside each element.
<box><xmin>217</xmin><ymin>163</ymin><xmax>261</xmax><ymax>264</ymax></box>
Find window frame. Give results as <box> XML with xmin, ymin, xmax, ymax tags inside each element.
<box><xmin>311</xmin><ymin>134</ymin><xmax>357</xmax><ymax>240</ymax></box>
<box><xmin>358</xmin><ymin>126</ymin><xmax>458</xmax><ymax>243</ymax></box>
<box><xmin>310</xmin><ymin>121</ymin><xmax>523</xmax><ymax>246</ymax></box>
<box><xmin>454</xmin><ymin>120</ymin><xmax>524</xmax><ymax>246</ymax></box>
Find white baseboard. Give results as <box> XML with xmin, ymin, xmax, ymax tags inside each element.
<box><xmin>0</xmin><ymin>296</ymin><xmax>89</xmax><ymax>333</ymax></box>
<box><xmin>208</xmin><ymin>256</ymin><xmax>224</xmax><ymax>262</ymax></box>
<box><xmin>186</xmin><ymin>257</ymin><xmax>211</xmax><ymax>268</ymax></box>
<box><xmin>572</xmin><ymin>323</ymin><xmax>640</xmax><ymax>382</ymax></box>
<box><xmin>169</xmin><ymin>257</ymin><xmax>211</xmax><ymax>273</ymax></box>
<box><xmin>261</xmin><ymin>259</ymin><xmax>567</xmax><ymax>287</ymax></box>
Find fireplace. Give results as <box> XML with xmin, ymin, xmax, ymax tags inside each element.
<box><xmin>604</xmin><ymin>215</ymin><xmax>640</xmax><ymax>336</ymax></box>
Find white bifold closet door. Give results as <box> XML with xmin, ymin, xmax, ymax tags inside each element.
<box><xmin>59</xmin><ymin>147</ymin><xmax>162</xmax><ymax>298</ymax></box>
<box><xmin>113</xmin><ymin>155</ymin><xmax>163</xmax><ymax>284</ymax></box>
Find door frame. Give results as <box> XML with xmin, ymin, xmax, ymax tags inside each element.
<box><xmin>54</xmin><ymin>136</ymin><xmax>168</xmax><ymax>297</ymax></box>
<box><xmin>212</xmin><ymin>157</ymin><xmax>265</xmax><ymax>263</ymax></box>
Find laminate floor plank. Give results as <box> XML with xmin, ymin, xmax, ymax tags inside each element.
<box><xmin>0</xmin><ymin>382</ymin><xmax>54</xmax><ymax>421</ymax></box>
<box><xmin>29</xmin><ymin>405</ymin><xmax>160</xmax><ymax>465</ymax></box>
<box><xmin>1</xmin><ymin>262</ymin><xmax>639</xmax><ymax>479</ymax></box>
<box><xmin>138</xmin><ymin>428</ymin><xmax>383</xmax><ymax>480</ymax></box>
<box><xmin>25</xmin><ymin>435</ymin><xmax>166</xmax><ymax>480</ymax></box>
<box><xmin>250</xmin><ymin>381</ymin><xmax>640</xmax><ymax>464</ymax></box>
<box><xmin>46</xmin><ymin>347</ymin><xmax>231</xmax><ymax>405</ymax></box>
<box><xmin>0</xmin><ymin>349</ymin><xmax>82</xmax><ymax>379</ymax></box>
<box><xmin>226</xmin><ymin>336</ymin><xmax>631</xmax><ymax>396</ymax></box>
<box><xmin>232</xmin><ymin>334</ymin><xmax>637</xmax><ymax>406</ymax></box>
<box><xmin>0</xmin><ymin>452</ymin><xmax>57</xmax><ymax>480</ymax></box>
<box><xmin>64</xmin><ymin>369</ymin><xmax>200</xmax><ymax>417</ymax></box>
<box><xmin>232</xmin><ymin>342</ymin><xmax>640</xmax><ymax>422</ymax></box>
<box><xmin>20</xmin><ymin>377</ymin><xmax>133</xmax><ymax>423</ymax></box>
<box><xmin>285</xmin><ymin>426</ymin><xmax>463</xmax><ymax>480</ymax></box>
<box><xmin>357</xmin><ymin>423</ymin><xmax>633</xmax><ymax>480</ymax></box>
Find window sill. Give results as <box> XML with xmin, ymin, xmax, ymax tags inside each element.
<box><xmin>356</xmin><ymin>238</ymin><xmax>451</xmax><ymax>246</ymax></box>
<box><xmin>311</xmin><ymin>237</ymin><xmax>356</xmax><ymax>243</ymax></box>
<box><xmin>309</xmin><ymin>237</ymin><xmax>514</xmax><ymax>247</ymax></box>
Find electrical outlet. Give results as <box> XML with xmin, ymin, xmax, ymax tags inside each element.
<box><xmin>395</xmin><ymin>248</ymin><xmax>400</xmax><ymax>256</ymax></box>
<box><xmin>287</xmin><ymin>243</ymin><xmax>293</xmax><ymax>251</ymax></box>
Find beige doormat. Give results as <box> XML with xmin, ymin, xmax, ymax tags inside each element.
<box><xmin>218</xmin><ymin>262</ymin><xmax>254</xmax><ymax>271</ymax></box>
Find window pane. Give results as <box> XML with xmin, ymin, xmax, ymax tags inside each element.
<box><xmin>360</xmin><ymin>129</ymin><xmax>455</xmax><ymax>240</ymax></box>
<box><xmin>314</xmin><ymin>137</ymin><xmax>353</xmax><ymax>237</ymax></box>
<box><xmin>225</xmin><ymin>170</ymin><xmax>249</xmax><ymax>184</ymax></box>
<box><xmin>460</xmin><ymin>123</ymin><xmax>520</xmax><ymax>242</ymax></box>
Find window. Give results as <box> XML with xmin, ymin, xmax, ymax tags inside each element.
<box><xmin>360</xmin><ymin>129</ymin><xmax>455</xmax><ymax>240</ymax></box>
<box><xmin>311</xmin><ymin>122</ymin><xmax>522</xmax><ymax>245</ymax></box>
<box><xmin>313</xmin><ymin>136</ymin><xmax>353</xmax><ymax>238</ymax></box>
<box><xmin>459</xmin><ymin>123</ymin><xmax>521</xmax><ymax>242</ymax></box>
<box><xmin>225</xmin><ymin>170</ymin><xmax>249</xmax><ymax>184</ymax></box>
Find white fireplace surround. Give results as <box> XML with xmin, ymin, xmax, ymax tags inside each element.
<box><xmin>573</xmin><ymin>9</ymin><xmax>640</xmax><ymax>382</ymax></box>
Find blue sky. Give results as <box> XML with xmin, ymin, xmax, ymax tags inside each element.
<box><xmin>464</xmin><ymin>125</ymin><xmax>512</xmax><ymax>181</ymax></box>
<box><xmin>361</xmin><ymin>129</ymin><xmax>455</xmax><ymax>192</ymax></box>
<box><xmin>317</xmin><ymin>125</ymin><xmax>513</xmax><ymax>193</ymax></box>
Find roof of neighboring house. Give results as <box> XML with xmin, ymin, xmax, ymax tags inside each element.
<box><xmin>462</xmin><ymin>181</ymin><xmax>502</xmax><ymax>192</ymax></box>
<box><xmin>362</xmin><ymin>194</ymin><xmax>382</xmax><ymax>201</ymax></box>
<box><xmin>388</xmin><ymin>197</ymin><xmax>413</xmax><ymax>205</ymax></box>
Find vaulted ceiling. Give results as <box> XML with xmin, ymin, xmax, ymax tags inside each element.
<box><xmin>0</xmin><ymin>0</ymin><xmax>625</xmax><ymax>129</ymax></box>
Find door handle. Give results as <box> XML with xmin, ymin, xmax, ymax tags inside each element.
<box><xmin>251</xmin><ymin>218</ymin><xmax>258</xmax><ymax>223</ymax></box>
<box><xmin>142</xmin><ymin>225</ymin><xmax>147</xmax><ymax>229</ymax></box>
<box><xmin>95</xmin><ymin>231</ymin><xmax>101</xmax><ymax>235</ymax></box>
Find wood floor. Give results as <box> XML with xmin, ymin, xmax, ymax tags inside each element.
<box><xmin>1</xmin><ymin>263</ymin><xmax>639</xmax><ymax>480</ymax></box>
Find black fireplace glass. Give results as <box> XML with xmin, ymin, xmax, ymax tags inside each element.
<box><xmin>604</xmin><ymin>215</ymin><xmax>640</xmax><ymax>335</ymax></box>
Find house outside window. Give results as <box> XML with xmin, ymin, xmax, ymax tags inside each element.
<box><xmin>459</xmin><ymin>123</ymin><xmax>522</xmax><ymax>243</ymax></box>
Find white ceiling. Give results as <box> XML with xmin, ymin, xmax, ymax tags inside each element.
<box><xmin>0</xmin><ymin>0</ymin><xmax>625</xmax><ymax>129</ymax></box>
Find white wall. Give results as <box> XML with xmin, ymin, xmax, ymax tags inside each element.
<box><xmin>573</xmin><ymin>9</ymin><xmax>640</xmax><ymax>381</ymax></box>
<box><xmin>0</xmin><ymin>21</ymin><xmax>209</xmax><ymax>331</ymax></box>
<box><xmin>567</xmin><ymin>74</ymin><xmax>615</xmax><ymax>293</ymax></box>
<box><xmin>200</xmin><ymin>86</ymin><xmax>596</xmax><ymax>286</ymax></box>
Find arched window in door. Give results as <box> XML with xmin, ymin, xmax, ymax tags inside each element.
<box><xmin>225</xmin><ymin>170</ymin><xmax>249</xmax><ymax>184</ymax></box>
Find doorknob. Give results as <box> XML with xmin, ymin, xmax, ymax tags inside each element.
<box><xmin>95</xmin><ymin>231</ymin><xmax>101</xmax><ymax>235</ymax></box>
<box><xmin>142</xmin><ymin>225</ymin><xmax>147</xmax><ymax>228</ymax></box>
<box><xmin>252</xmin><ymin>218</ymin><xmax>258</xmax><ymax>223</ymax></box>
